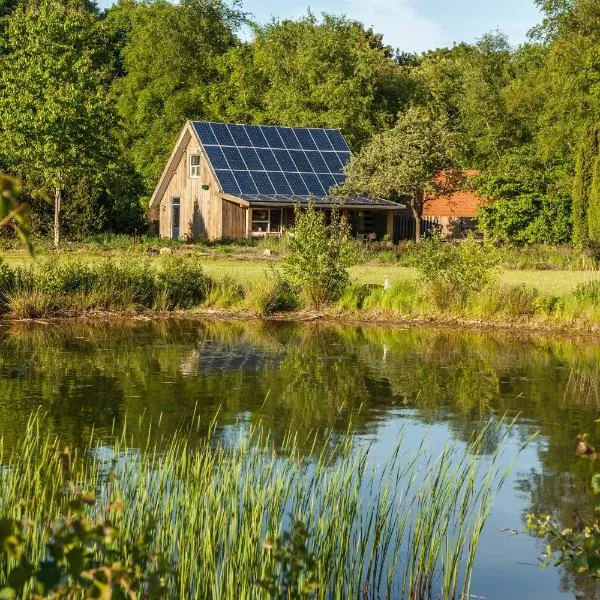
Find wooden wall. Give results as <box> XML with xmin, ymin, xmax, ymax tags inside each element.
<box><xmin>158</xmin><ymin>133</ymin><xmax>224</xmax><ymax>240</ymax></box>
<box><xmin>222</xmin><ymin>200</ymin><xmax>247</xmax><ymax>239</ymax></box>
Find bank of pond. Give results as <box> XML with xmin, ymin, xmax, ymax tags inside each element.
<box><xmin>2</xmin><ymin>256</ymin><xmax>600</xmax><ymax>332</ymax></box>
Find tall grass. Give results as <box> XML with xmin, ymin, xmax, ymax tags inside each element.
<box><xmin>0</xmin><ymin>413</ymin><xmax>514</xmax><ymax>599</ymax></box>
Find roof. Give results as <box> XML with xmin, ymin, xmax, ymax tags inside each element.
<box><xmin>423</xmin><ymin>191</ymin><xmax>484</xmax><ymax>218</ymax></box>
<box><xmin>150</xmin><ymin>121</ymin><xmax>402</xmax><ymax>211</ymax></box>
<box><xmin>423</xmin><ymin>170</ymin><xmax>484</xmax><ymax>218</ymax></box>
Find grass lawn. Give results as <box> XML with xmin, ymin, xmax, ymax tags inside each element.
<box><xmin>3</xmin><ymin>250</ymin><xmax>599</xmax><ymax>296</ymax></box>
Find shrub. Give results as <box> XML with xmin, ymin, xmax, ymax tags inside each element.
<box><xmin>471</xmin><ymin>284</ymin><xmax>540</xmax><ymax>319</ymax></box>
<box><xmin>205</xmin><ymin>275</ymin><xmax>245</xmax><ymax>308</ymax></box>
<box><xmin>416</xmin><ymin>235</ymin><xmax>499</xmax><ymax>310</ymax></box>
<box><xmin>155</xmin><ymin>256</ymin><xmax>212</xmax><ymax>309</ymax></box>
<box><xmin>245</xmin><ymin>276</ymin><xmax>298</xmax><ymax>315</ymax></box>
<box><xmin>362</xmin><ymin>281</ymin><xmax>425</xmax><ymax>314</ymax></box>
<box><xmin>281</xmin><ymin>204</ymin><xmax>356</xmax><ymax>308</ymax></box>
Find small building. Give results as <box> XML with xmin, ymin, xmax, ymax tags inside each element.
<box><xmin>394</xmin><ymin>171</ymin><xmax>484</xmax><ymax>240</ymax></box>
<box><xmin>149</xmin><ymin>121</ymin><xmax>402</xmax><ymax>241</ymax></box>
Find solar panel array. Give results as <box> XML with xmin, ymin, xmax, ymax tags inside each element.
<box><xmin>192</xmin><ymin>122</ymin><xmax>352</xmax><ymax>198</ymax></box>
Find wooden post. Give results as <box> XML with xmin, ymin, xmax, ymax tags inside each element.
<box><xmin>386</xmin><ymin>211</ymin><xmax>394</xmax><ymax>240</ymax></box>
<box><xmin>53</xmin><ymin>186</ymin><xmax>62</xmax><ymax>250</ymax></box>
<box><xmin>245</xmin><ymin>206</ymin><xmax>251</xmax><ymax>238</ymax></box>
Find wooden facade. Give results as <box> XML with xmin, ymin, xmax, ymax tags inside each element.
<box><xmin>150</xmin><ymin>121</ymin><xmax>402</xmax><ymax>241</ymax></box>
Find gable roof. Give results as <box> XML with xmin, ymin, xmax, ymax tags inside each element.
<box><xmin>150</xmin><ymin>121</ymin><xmax>402</xmax><ymax>211</ymax></box>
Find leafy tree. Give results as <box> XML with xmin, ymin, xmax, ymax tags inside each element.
<box><xmin>107</xmin><ymin>0</ymin><xmax>244</xmax><ymax>189</ymax></box>
<box><xmin>0</xmin><ymin>0</ymin><xmax>115</xmax><ymax>248</ymax></box>
<box><xmin>342</xmin><ymin>106</ymin><xmax>458</xmax><ymax>242</ymax></box>
<box><xmin>281</xmin><ymin>203</ymin><xmax>356</xmax><ymax>307</ymax></box>
<box><xmin>214</xmin><ymin>13</ymin><xmax>412</xmax><ymax>150</ymax></box>
<box><xmin>0</xmin><ymin>175</ymin><xmax>31</xmax><ymax>250</ymax></box>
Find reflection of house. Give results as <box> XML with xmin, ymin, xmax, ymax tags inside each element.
<box><xmin>149</xmin><ymin>121</ymin><xmax>403</xmax><ymax>241</ymax></box>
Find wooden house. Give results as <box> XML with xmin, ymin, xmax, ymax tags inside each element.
<box><xmin>149</xmin><ymin>121</ymin><xmax>403</xmax><ymax>241</ymax></box>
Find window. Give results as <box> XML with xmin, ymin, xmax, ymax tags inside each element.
<box><xmin>189</xmin><ymin>154</ymin><xmax>201</xmax><ymax>178</ymax></box>
<box><xmin>251</xmin><ymin>208</ymin><xmax>282</xmax><ymax>236</ymax></box>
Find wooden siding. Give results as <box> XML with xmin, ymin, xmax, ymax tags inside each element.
<box><xmin>158</xmin><ymin>132</ymin><xmax>223</xmax><ymax>240</ymax></box>
<box><xmin>222</xmin><ymin>199</ymin><xmax>247</xmax><ymax>239</ymax></box>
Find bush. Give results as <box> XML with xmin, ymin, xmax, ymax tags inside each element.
<box><xmin>281</xmin><ymin>204</ymin><xmax>356</xmax><ymax>308</ymax></box>
<box><xmin>416</xmin><ymin>235</ymin><xmax>499</xmax><ymax>310</ymax></box>
<box><xmin>245</xmin><ymin>275</ymin><xmax>298</xmax><ymax>315</ymax></box>
<box><xmin>471</xmin><ymin>284</ymin><xmax>540</xmax><ymax>319</ymax></box>
<box><xmin>205</xmin><ymin>276</ymin><xmax>245</xmax><ymax>308</ymax></box>
<box><xmin>155</xmin><ymin>257</ymin><xmax>212</xmax><ymax>309</ymax></box>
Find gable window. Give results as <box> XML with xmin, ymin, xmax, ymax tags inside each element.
<box><xmin>189</xmin><ymin>154</ymin><xmax>201</xmax><ymax>178</ymax></box>
<box><xmin>251</xmin><ymin>208</ymin><xmax>282</xmax><ymax>236</ymax></box>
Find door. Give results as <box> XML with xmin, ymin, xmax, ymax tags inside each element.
<box><xmin>171</xmin><ymin>197</ymin><xmax>181</xmax><ymax>239</ymax></box>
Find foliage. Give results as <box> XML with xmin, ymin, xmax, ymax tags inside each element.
<box><xmin>0</xmin><ymin>411</ymin><xmax>512</xmax><ymax>599</ymax></box>
<box><xmin>213</xmin><ymin>13</ymin><xmax>412</xmax><ymax>150</ymax></box>
<box><xmin>107</xmin><ymin>0</ymin><xmax>244</xmax><ymax>189</ymax></box>
<box><xmin>0</xmin><ymin>175</ymin><xmax>31</xmax><ymax>251</ymax></box>
<box><xmin>281</xmin><ymin>204</ymin><xmax>356</xmax><ymax>308</ymax></box>
<box><xmin>416</xmin><ymin>235</ymin><xmax>500</xmax><ymax>309</ymax></box>
<box><xmin>526</xmin><ymin>433</ymin><xmax>600</xmax><ymax>577</ymax></box>
<box><xmin>155</xmin><ymin>256</ymin><xmax>211</xmax><ymax>309</ymax></box>
<box><xmin>342</xmin><ymin>106</ymin><xmax>459</xmax><ymax>242</ymax></box>
<box><xmin>0</xmin><ymin>0</ymin><xmax>116</xmax><ymax>246</ymax></box>
<box><xmin>0</xmin><ymin>503</ymin><xmax>169</xmax><ymax>599</ymax></box>
<box><xmin>258</xmin><ymin>521</ymin><xmax>319</xmax><ymax>599</ymax></box>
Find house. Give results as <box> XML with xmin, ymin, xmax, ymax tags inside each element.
<box><xmin>394</xmin><ymin>171</ymin><xmax>485</xmax><ymax>240</ymax></box>
<box><xmin>149</xmin><ymin>121</ymin><xmax>403</xmax><ymax>241</ymax></box>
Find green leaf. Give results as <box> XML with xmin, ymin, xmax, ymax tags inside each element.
<box><xmin>592</xmin><ymin>474</ymin><xmax>600</xmax><ymax>495</ymax></box>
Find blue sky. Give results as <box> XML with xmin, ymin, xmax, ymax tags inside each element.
<box><xmin>100</xmin><ymin>0</ymin><xmax>543</xmax><ymax>53</ymax></box>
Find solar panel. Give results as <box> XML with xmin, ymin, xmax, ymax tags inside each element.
<box><xmin>215</xmin><ymin>170</ymin><xmax>240</xmax><ymax>195</ymax></box>
<box><xmin>309</xmin><ymin>129</ymin><xmax>334</xmax><ymax>151</ymax></box>
<box><xmin>302</xmin><ymin>173</ymin><xmax>325</xmax><ymax>196</ymax></box>
<box><xmin>285</xmin><ymin>172</ymin><xmax>309</xmax><ymax>195</ymax></box>
<box><xmin>261</xmin><ymin>126</ymin><xmax>286</xmax><ymax>149</ymax></box>
<box><xmin>318</xmin><ymin>173</ymin><xmax>337</xmax><ymax>193</ymax></box>
<box><xmin>205</xmin><ymin>146</ymin><xmax>230</xmax><ymax>170</ymax></box>
<box><xmin>246</xmin><ymin>125</ymin><xmax>269</xmax><ymax>148</ymax></box>
<box><xmin>251</xmin><ymin>171</ymin><xmax>276</xmax><ymax>194</ymax></box>
<box><xmin>325</xmin><ymin>129</ymin><xmax>349</xmax><ymax>151</ymax></box>
<box><xmin>210</xmin><ymin>122</ymin><xmax>236</xmax><ymax>146</ymax></box>
<box><xmin>193</xmin><ymin>122</ymin><xmax>218</xmax><ymax>145</ymax></box>
<box><xmin>289</xmin><ymin>150</ymin><xmax>312</xmax><ymax>172</ymax></box>
<box><xmin>239</xmin><ymin>147</ymin><xmax>263</xmax><ymax>170</ymax></box>
<box><xmin>233</xmin><ymin>171</ymin><xmax>258</xmax><ymax>194</ymax></box>
<box><xmin>322</xmin><ymin>152</ymin><xmax>343</xmax><ymax>173</ymax></box>
<box><xmin>273</xmin><ymin>149</ymin><xmax>296</xmax><ymax>172</ymax></box>
<box><xmin>228</xmin><ymin>123</ymin><xmax>252</xmax><ymax>147</ymax></box>
<box><xmin>192</xmin><ymin>121</ymin><xmax>354</xmax><ymax>198</ymax></box>
<box><xmin>222</xmin><ymin>146</ymin><xmax>246</xmax><ymax>170</ymax></box>
<box><xmin>278</xmin><ymin>127</ymin><xmax>302</xmax><ymax>150</ymax></box>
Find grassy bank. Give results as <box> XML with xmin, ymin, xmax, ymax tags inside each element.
<box><xmin>0</xmin><ymin>412</ymin><xmax>512</xmax><ymax>599</ymax></box>
<box><xmin>2</xmin><ymin>256</ymin><xmax>600</xmax><ymax>331</ymax></box>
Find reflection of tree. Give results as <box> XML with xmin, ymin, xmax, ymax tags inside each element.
<box><xmin>2</xmin><ymin>319</ymin><xmax>600</xmax><ymax>595</ymax></box>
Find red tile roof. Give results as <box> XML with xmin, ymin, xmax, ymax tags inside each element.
<box><xmin>423</xmin><ymin>170</ymin><xmax>484</xmax><ymax>218</ymax></box>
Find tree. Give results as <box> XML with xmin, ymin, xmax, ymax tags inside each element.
<box><xmin>219</xmin><ymin>13</ymin><xmax>413</xmax><ymax>150</ymax></box>
<box><xmin>342</xmin><ymin>107</ymin><xmax>458</xmax><ymax>242</ymax></box>
<box><xmin>0</xmin><ymin>0</ymin><xmax>115</xmax><ymax>248</ymax></box>
<box><xmin>107</xmin><ymin>0</ymin><xmax>244</xmax><ymax>189</ymax></box>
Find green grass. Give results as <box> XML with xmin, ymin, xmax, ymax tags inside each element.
<box><xmin>4</xmin><ymin>251</ymin><xmax>599</xmax><ymax>296</ymax></box>
<box><xmin>0</xmin><ymin>412</ymin><xmax>514</xmax><ymax>599</ymax></box>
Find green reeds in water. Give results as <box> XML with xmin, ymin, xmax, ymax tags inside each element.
<box><xmin>0</xmin><ymin>413</ymin><xmax>517</xmax><ymax>599</ymax></box>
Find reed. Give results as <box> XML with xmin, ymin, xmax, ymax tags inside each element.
<box><xmin>0</xmin><ymin>412</ymin><xmax>515</xmax><ymax>599</ymax></box>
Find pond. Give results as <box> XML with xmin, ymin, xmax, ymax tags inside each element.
<box><xmin>0</xmin><ymin>318</ymin><xmax>599</xmax><ymax>599</ymax></box>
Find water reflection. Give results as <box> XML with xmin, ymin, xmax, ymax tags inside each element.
<box><xmin>1</xmin><ymin>319</ymin><xmax>599</xmax><ymax>598</ymax></box>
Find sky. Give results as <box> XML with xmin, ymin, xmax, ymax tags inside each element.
<box><xmin>245</xmin><ymin>0</ymin><xmax>543</xmax><ymax>52</ymax></box>
<box><xmin>98</xmin><ymin>0</ymin><xmax>543</xmax><ymax>53</ymax></box>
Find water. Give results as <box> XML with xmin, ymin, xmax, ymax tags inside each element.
<box><xmin>0</xmin><ymin>318</ymin><xmax>598</xmax><ymax>599</ymax></box>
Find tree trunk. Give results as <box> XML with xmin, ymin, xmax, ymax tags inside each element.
<box><xmin>54</xmin><ymin>186</ymin><xmax>62</xmax><ymax>250</ymax></box>
<box><xmin>411</xmin><ymin>204</ymin><xmax>422</xmax><ymax>244</ymax></box>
